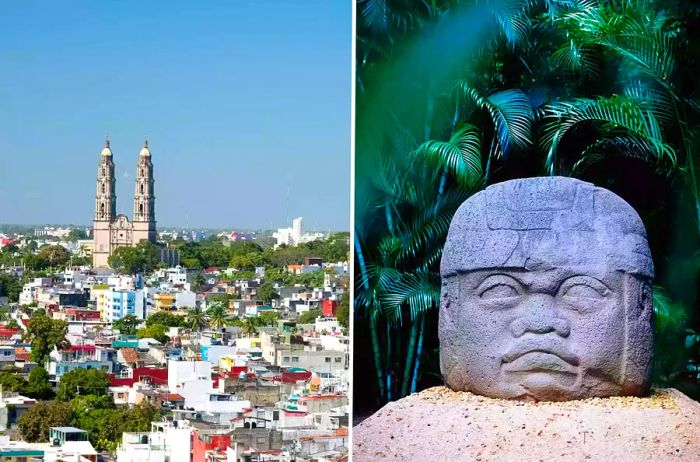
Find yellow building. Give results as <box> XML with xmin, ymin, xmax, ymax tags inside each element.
<box><xmin>93</xmin><ymin>285</ymin><xmax>110</xmax><ymax>321</ymax></box>
<box><xmin>154</xmin><ymin>293</ymin><xmax>176</xmax><ymax>311</ymax></box>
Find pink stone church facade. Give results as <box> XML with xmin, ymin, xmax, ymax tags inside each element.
<box><xmin>92</xmin><ymin>138</ymin><xmax>157</xmax><ymax>267</ymax></box>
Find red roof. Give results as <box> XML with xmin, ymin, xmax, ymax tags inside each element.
<box><xmin>165</xmin><ymin>393</ymin><xmax>184</xmax><ymax>401</ymax></box>
<box><xmin>109</xmin><ymin>367</ymin><xmax>168</xmax><ymax>387</ymax></box>
<box><xmin>65</xmin><ymin>345</ymin><xmax>96</xmax><ymax>353</ymax></box>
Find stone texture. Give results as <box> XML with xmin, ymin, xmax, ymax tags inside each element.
<box><xmin>439</xmin><ymin>177</ymin><xmax>654</xmax><ymax>401</ymax></box>
<box><xmin>353</xmin><ymin>387</ymin><xmax>700</xmax><ymax>461</ymax></box>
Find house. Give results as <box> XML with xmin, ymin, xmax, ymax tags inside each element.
<box><xmin>48</xmin><ymin>345</ymin><xmax>117</xmax><ymax>380</ymax></box>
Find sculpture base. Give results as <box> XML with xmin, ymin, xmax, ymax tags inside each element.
<box><xmin>353</xmin><ymin>387</ymin><xmax>700</xmax><ymax>461</ymax></box>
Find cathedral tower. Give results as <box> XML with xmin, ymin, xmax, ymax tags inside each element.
<box><xmin>92</xmin><ymin>138</ymin><xmax>117</xmax><ymax>267</ymax></box>
<box><xmin>92</xmin><ymin>138</ymin><xmax>158</xmax><ymax>268</ymax></box>
<box><xmin>132</xmin><ymin>139</ymin><xmax>157</xmax><ymax>243</ymax></box>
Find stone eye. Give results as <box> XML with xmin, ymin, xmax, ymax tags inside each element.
<box><xmin>480</xmin><ymin>284</ymin><xmax>519</xmax><ymax>299</ymax></box>
<box><xmin>564</xmin><ymin>284</ymin><xmax>603</xmax><ymax>299</ymax></box>
<box><xmin>560</xmin><ymin>277</ymin><xmax>609</xmax><ymax>300</ymax></box>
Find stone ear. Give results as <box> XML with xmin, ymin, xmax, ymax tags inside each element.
<box><xmin>620</xmin><ymin>273</ymin><xmax>654</xmax><ymax>396</ymax></box>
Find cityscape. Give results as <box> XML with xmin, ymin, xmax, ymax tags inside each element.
<box><xmin>0</xmin><ymin>139</ymin><xmax>350</xmax><ymax>462</ymax></box>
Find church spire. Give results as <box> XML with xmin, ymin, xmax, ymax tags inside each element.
<box><xmin>134</xmin><ymin>140</ymin><xmax>155</xmax><ymax>223</ymax></box>
<box><xmin>95</xmin><ymin>138</ymin><xmax>116</xmax><ymax>220</ymax></box>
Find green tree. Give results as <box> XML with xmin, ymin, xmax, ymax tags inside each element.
<box><xmin>26</xmin><ymin>367</ymin><xmax>54</xmax><ymax>399</ymax></box>
<box><xmin>145</xmin><ymin>311</ymin><xmax>185</xmax><ymax>328</ymax></box>
<box><xmin>136</xmin><ymin>324</ymin><xmax>169</xmax><ymax>344</ymax></box>
<box><xmin>336</xmin><ymin>292</ymin><xmax>349</xmax><ymax>329</ymax></box>
<box><xmin>113</xmin><ymin>314</ymin><xmax>140</xmax><ymax>335</ymax></box>
<box><xmin>255</xmin><ymin>311</ymin><xmax>279</xmax><ymax>327</ymax></box>
<box><xmin>26</xmin><ymin>310</ymin><xmax>69</xmax><ymax>365</ymax></box>
<box><xmin>18</xmin><ymin>401</ymin><xmax>72</xmax><ymax>442</ymax></box>
<box><xmin>257</xmin><ymin>282</ymin><xmax>279</xmax><ymax>304</ymax></box>
<box><xmin>207</xmin><ymin>303</ymin><xmax>228</xmax><ymax>329</ymax></box>
<box><xmin>241</xmin><ymin>318</ymin><xmax>257</xmax><ymax>337</ymax></box>
<box><xmin>36</xmin><ymin>244</ymin><xmax>71</xmax><ymax>269</ymax></box>
<box><xmin>191</xmin><ymin>272</ymin><xmax>206</xmax><ymax>290</ymax></box>
<box><xmin>66</xmin><ymin>228</ymin><xmax>88</xmax><ymax>241</ymax></box>
<box><xmin>0</xmin><ymin>273</ymin><xmax>22</xmax><ymax>303</ymax></box>
<box><xmin>229</xmin><ymin>255</ymin><xmax>255</xmax><ymax>270</ymax></box>
<box><xmin>0</xmin><ymin>370</ymin><xmax>27</xmax><ymax>393</ymax></box>
<box><xmin>298</xmin><ymin>309</ymin><xmax>322</xmax><ymax>324</ymax></box>
<box><xmin>56</xmin><ymin>368</ymin><xmax>110</xmax><ymax>401</ymax></box>
<box><xmin>186</xmin><ymin>306</ymin><xmax>207</xmax><ymax>331</ymax></box>
<box><xmin>108</xmin><ymin>241</ymin><xmax>161</xmax><ymax>274</ymax></box>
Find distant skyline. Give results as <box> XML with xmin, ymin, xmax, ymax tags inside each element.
<box><xmin>0</xmin><ymin>1</ymin><xmax>350</xmax><ymax>230</ymax></box>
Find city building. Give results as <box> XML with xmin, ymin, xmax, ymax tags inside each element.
<box><xmin>93</xmin><ymin>138</ymin><xmax>157</xmax><ymax>267</ymax></box>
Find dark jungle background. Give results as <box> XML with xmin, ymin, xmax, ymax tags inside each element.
<box><xmin>353</xmin><ymin>0</ymin><xmax>700</xmax><ymax>418</ymax></box>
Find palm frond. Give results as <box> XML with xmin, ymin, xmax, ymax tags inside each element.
<box><xmin>416</xmin><ymin>124</ymin><xmax>483</xmax><ymax>189</ymax></box>
<box><xmin>455</xmin><ymin>83</ymin><xmax>534</xmax><ymax>158</ymax></box>
<box><xmin>379</xmin><ymin>271</ymin><xmax>441</xmax><ymax>323</ymax></box>
<box><xmin>541</xmin><ymin>95</ymin><xmax>677</xmax><ymax>174</ymax></box>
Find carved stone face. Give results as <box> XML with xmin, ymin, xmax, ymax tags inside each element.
<box><xmin>439</xmin><ymin>177</ymin><xmax>654</xmax><ymax>401</ymax></box>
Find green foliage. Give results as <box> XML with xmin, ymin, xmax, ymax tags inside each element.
<box><xmin>298</xmin><ymin>309</ymin><xmax>322</xmax><ymax>324</ymax></box>
<box><xmin>257</xmin><ymin>282</ymin><xmax>279</xmax><ymax>304</ymax></box>
<box><xmin>56</xmin><ymin>368</ymin><xmax>110</xmax><ymax>401</ymax></box>
<box><xmin>18</xmin><ymin>401</ymin><xmax>72</xmax><ymax>442</ymax></box>
<box><xmin>35</xmin><ymin>245</ymin><xmax>71</xmax><ymax>270</ymax></box>
<box><xmin>0</xmin><ymin>370</ymin><xmax>28</xmax><ymax>393</ymax></box>
<box><xmin>0</xmin><ymin>273</ymin><xmax>21</xmax><ymax>302</ymax></box>
<box><xmin>113</xmin><ymin>314</ymin><xmax>140</xmax><ymax>335</ymax></box>
<box><xmin>171</xmin><ymin>234</ymin><xmax>348</xmax><ymax>271</ymax></box>
<box><xmin>256</xmin><ymin>311</ymin><xmax>279</xmax><ymax>327</ymax></box>
<box><xmin>207</xmin><ymin>302</ymin><xmax>228</xmax><ymax>329</ymax></box>
<box><xmin>336</xmin><ymin>292</ymin><xmax>349</xmax><ymax>329</ymax></box>
<box><xmin>65</xmin><ymin>228</ymin><xmax>89</xmax><ymax>241</ymax></box>
<box><xmin>108</xmin><ymin>241</ymin><xmax>161</xmax><ymax>274</ymax></box>
<box><xmin>26</xmin><ymin>310</ymin><xmax>68</xmax><ymax>365</ymax></box>
<box><xmin>26</xmin><ymin>367</ymin><xmax>54</xmax><ymax>400</ymax></box>
<box><xmin>265</xmin><ymin>268</ymin><xmax>326</xmax><ymax>288</ymax></box>
<box><xmin>186</xmin><ymin>306</ymin><xmax>207</xmax><ymax>331</ymax></box>
<box><xmin>136</xmin><ymin>324</ymin><xmax>169</xmax><ymax>343</ymax></box>
<box><xmin>69</xmin><ymin>398</ymin><xmax>158</xmax><ymax>452</ymax></box>
<box><xmin>145</xmin><ymin>311</ymin><xmax>186</xmax><ymax>328</ymax></box>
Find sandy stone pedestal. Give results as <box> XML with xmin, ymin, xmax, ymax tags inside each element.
<box><xmin>353</xmin><ymin>386</ymin><xmax>700</xmax><ymax>461</ymax></box>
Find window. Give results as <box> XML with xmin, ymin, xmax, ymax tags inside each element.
<box><xmin>291</xmin><ymin>357</ymin><xmax>299</xmax><ymax>363</ymax></box>
<box><xmin>139</xmin><ymin>203</ymin><xmax>143</xmax><ymax>214</ymax></box>
<box><xmin>283</xmin><ymin>356</ymin><xmax>290</xmax><ymax>362</ymax></box>
<box><xmin>334</xmin><ymin>357</ymin><xmax>342</xmax><ymax>363</ymax></box>
<box><xmin>140</xmin><ymin>184</ymin><xmax>144</xmax><ymax>194</ymax></box>
<box><xmin>325</xmin><ymin>357</ymin><xmax>331</xmax><ymax>363</ymax></box>
<box><xmin>101</xmin><ymin>183</ymin><xmax>105</xmax><ymax>194</ymax></box>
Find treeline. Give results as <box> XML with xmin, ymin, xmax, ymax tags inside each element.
<box><xmin>16</xmin><ymin>368</ymin><xmax>158</xmax><ymax>451</ymax></box>
<box><xmin>0</xmin><ymin>243</ymin><xmax>88</xmax><ymax>272</ymax></box>
<box><xmin>171</xmin><ymin>232</ymin><xmax>350</xmax><ymax>270</ymax></box>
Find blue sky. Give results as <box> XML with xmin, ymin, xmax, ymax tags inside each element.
<box><xmin>0</xmin><ymin>0</ymin><xmax>351</xmax><ymax>230</ymax></box>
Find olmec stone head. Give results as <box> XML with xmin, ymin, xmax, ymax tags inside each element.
<box><xmin>439</xmin><ymin>177</ymin><xmax>654</xmax><ymax>401</ymax></box>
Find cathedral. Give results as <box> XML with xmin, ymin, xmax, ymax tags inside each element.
<box><xmin>92</xmin><ymin>138</ymin><xmax>157</xmax><ymax>267</ymax></box>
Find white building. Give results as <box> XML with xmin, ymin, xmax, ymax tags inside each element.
<box><xmin>167</xmin><ymin>359</ymin><xmax>212</xmax><ymax>392</ymax></box>
<box><xmin>272</xmin><ymin>217</ymin><xmax>325</xmax><ymax>248</ymax></box>
<box><xmin>117</xmin><ymin>420</ymin><xmax>192</xmax><ymax>462</ymax></box>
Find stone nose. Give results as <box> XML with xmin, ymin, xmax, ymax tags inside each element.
<box><xmin>509</xmin><ymin>294</ymin><xmax>570</xmax><ymax>338</ymax></box>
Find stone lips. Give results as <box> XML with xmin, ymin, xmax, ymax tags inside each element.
<box><xmin>438</xmin><ymin>177</ymin><xmax>655</xmax><ymax>401</ymax></box>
